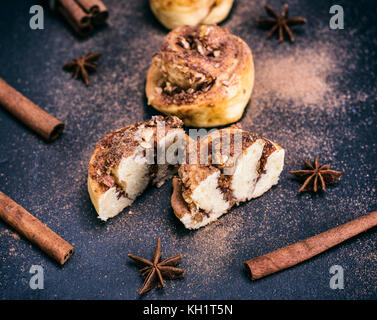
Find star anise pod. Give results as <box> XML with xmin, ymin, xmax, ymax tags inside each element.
<box><xmin>290</xmin><ymin>156</ymin><xmax>344</xmax><ymax>192</ymax></box>
<box><xmin>257</xmin><ymin>4</ymin><xmax>307</xmax><ymax>43</ymax></box>
<box><xmin>63</xmin><ymin>52</ymin><xmax>103</xmax><ymax>86</ymax></box>
<box><xmin>128</xmin><ymin>238</ymin><xmax>186</xmax><ymax>295</ymax></box>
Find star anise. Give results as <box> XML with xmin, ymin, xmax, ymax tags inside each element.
<box><xmin>63</xmin><ymin>52</ymin><xmax>103</xmax><ymax>86</ymax></box>
<box><xmin>128</xmin><ymin>238</ymin><xmax>186</xmax><ymax>295</ymax></box>
<box><xmin>290</xmin><ymin>156</ymin><xmax>344</xmax><ymax>192</ymax></box>
<box><xmin>257</xmin><ymin>4</ymin><xmax>307</xmax><ymax>43</ymax></box>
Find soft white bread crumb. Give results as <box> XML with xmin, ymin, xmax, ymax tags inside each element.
<box><xmin>179</xmin><ymin>170</ymin><xmax>232</xmax><ymax>230</ymax></box>
<box><xmin>179</xmin><ymin>203</ymin><xmax>228</xmax><ymax>230</ymax></box>
<box><xmin>252</xmin><ymin>143</ymin><xmax>285</xmax><ymax>198</ymax></box>
<box><xmin>88</xmin><ymin>180</ymin><xmax>133</xmax><ymax>221</ymax></box>
<box><xmin>191</xmin><ymin>170</ymin><xmax>231</xmax><ymax>215</ymax></box>
<box><xmin>231</xmin><ymin>139</ymin><xmax>265</xmax><ymax>202</ymax></box>
<box><xmin>114</xmin><ymin>154</ymin><xmax>150</xmax><ymax>201</ymax></box>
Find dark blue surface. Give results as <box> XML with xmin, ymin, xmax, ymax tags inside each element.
<box><xmin>0</xmin><ymin>0</ymin><xmax>376</xmax><ymax>299</ymax></box>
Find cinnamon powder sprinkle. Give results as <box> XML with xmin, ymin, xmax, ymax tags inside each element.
<box><xmin>253</xmin><ymin>48</ymin><xmax>337</xmax><ymax>107</ymax></box>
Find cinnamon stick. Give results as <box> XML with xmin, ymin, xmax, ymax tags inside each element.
<box><xmin>75</xmin><ymin>0</ymin><xmax>109</xmax><ymax>27</ymax></box>
<box><xmin>0</xmin><ymin>191</ymin><xmax>74</xmax><ymax>265</ymax></box>
<box><xmin>58</xmin><ymin>4</ymin><xmax>93</xmax><ymax>36</ymax></box>
<box><xmin>89</xmin><ymin>1</ymin><xmax>109</xmax><ymax>27</ymax></box>
<box><xmin>57</xmin><ymin>0</ymin><xmax>93</xmax><ymax>36</ymax></box>
<box><xmin>59</xmin><ymin>0</ymin><xmax>91</xmax><ymax>27</ymax></box>
<box><xmin>244</xmin><ymin>211</ymin><xmax>377</xmax><ymax>280</ymax></box>
<box><xmin>50</xmin><ymin>0</ymin><xmax>108</xmax><ymax>36</ymax></box>
<box><xmin>0</xmin><ymin>78</ymin><xmax>64</xmax><ymax>141</ymax></box>
<box><xmin>91</xmin><ymin>9</ymin><xmax>109</xmax><ymax>27</ymax></box>
<box><xmin>75</xmin><ymin>0</ymin><xmax>101</xmax><ymax>14</ymax></box>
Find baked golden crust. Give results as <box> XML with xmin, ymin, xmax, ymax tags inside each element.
<box><xmin>150</xmin><ymin>0</ymin><xmax>235</xmax><ymax>30</ymax></box>
<box><xmin>146</xmin><ymin>25</ymin><xmax>254</xmax><ymax>127</ymax></box>
<box><xmin>88</xmin><ymin>126</ymin><xmax>135</xmax><ymax>213</ymax></box>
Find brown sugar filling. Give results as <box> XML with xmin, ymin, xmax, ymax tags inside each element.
<box><xmin>153</xmin><ymin>25</ymin><xmax>242</xmax><ymax>106</ymax></box>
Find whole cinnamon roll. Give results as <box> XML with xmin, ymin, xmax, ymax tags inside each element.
<box><xmin>146</xmin><ymin>25</ymin><xmax>254</xmax><ymax>127</ymax></box>
<box><xmin>150</xmin><ymin>0</ymin><xmax>235</xmax><ymax>30</ymax></box>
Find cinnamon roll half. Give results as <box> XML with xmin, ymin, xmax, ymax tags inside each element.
<box><xmin>149</xmin><ymin>0</ymin><xmax>235</xmax><ymax>30</ymax></box>
<box><xmin>88</xmin><ymin>116</ymin><xmax>188</xmax><ymax>221</ymax></box>
<box><xmin>171</xmin><ymin>126</ymin><xmax>285</xmax><ymax>229</ymax></box>
<box><xmin>146</xmin><ymin>25</ymin><xmax>255</xmax><ymax>127</ymax></box>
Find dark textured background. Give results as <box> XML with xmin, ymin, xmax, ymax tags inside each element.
<box><xmin>0</xmin><ymin>0</ymin><xmax>376</xmax><ymax>299</ymax></box>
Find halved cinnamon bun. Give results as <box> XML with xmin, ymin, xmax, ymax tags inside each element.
<box><xmin>88</xmin><ymin>116</ymin><xmax>188</xmax><ymax>221</ymax></box>
<box><xmin>146</xmin><ymin>25</ymin><xmax>254</xmax><ymax>127</ymax></box>
<box><xmin>149</xmin><ymin>0</ymin><xmax>235</xmax><ymax>30</ymax></box>
<box><xmin>171</xmin><ymin>125</ymin><xmax>285</xmax><ymax>229</ymax></box>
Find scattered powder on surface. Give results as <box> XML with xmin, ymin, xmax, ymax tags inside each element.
<box><xmin>178</xmin><ymin>214</ymin><xmax>245</xmax><ymax>287</ymax></box>
<box><xmin>253</xmin><ymin>47</ymin><xmax>336</xmax><ymax>106</ymax></box>
<box><xmin>0</xmin><ymin>229</ymin><xmax>22</xmax><ymax>260</ymax></box>
<box><xmin>0</xmin><ymin>229</ymin><xmax>21</xmax><ymax>240</ymax></box>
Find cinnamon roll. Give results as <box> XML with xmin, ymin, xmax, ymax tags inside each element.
<box><xmin>146</xmin><ymin>25</ymin><xmax>254</xmax><ymax>127</ymax></box>
<box><xmin>171</xmin><ymin>126</ymin><xmax>285</xmax><ymax>229</ymax></box>
<box><xmin>150</xmin><ymin>0</ymin><xmax>235</xmax><ymax>30</ymax></box>
<box><xmin>88</xmin><ymin>116</ymin><xmax>188</xmax><ymax>221</ymax></box>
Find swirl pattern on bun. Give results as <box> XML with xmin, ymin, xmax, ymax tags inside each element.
<box><xmin>171</xmin><ymin>125</ymin><xmax>285</xmax><ymax>229</ymax></box>
<box><xmin>146</xmin><ymin>25</ymin><xmax>254</xmax><ymax>127</ymax></box>
<box><xmin>150</xmin><ymin>0</ymin><xmax>235</xmax><ymax>29</ymax></box>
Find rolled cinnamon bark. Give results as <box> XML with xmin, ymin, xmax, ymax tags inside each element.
<box><xmin>57</xmin><ymin>0</ymin><xmax>93</xmax><ymax>36</ymax></box>
<box><xmin>75</xmin><ymin>0</ymin><xmax>108</xmax><ymax>27</ymax></box>
<box><xmin>50</xmin><ymin>0</ymin><xmax>108</xmax><ymax>35</ymax></box>
<box><xmin>59</xmin><ymin>0</ymin><xmax>91</xmax><ymax>27</ymax></box>
<box><xmin>0</xmin><ymin>78</ymin><xmax>64</xmax><ymax>141</ymax></box>
<box><xmin>75</xmin><ymin>0</ymin><xmax>101</xmax><ymax>14</ymax></box>
<box><xmin>0</xmin><ymin>191</ymin><xmax>74</xmax><ymax>265</ymax></box>
<box><xmin>244</xmin><ymin>211</ymin><xmax>377</xmax><ymax>280</ymax></box>
<box><xmin>91</xmin><ymin>7</ymin><xmax>109</xmax><ymax>27</ymax></box>
<box><xmin>58</xmin><ymin>5</ymin><xmax>93</xmax><ymax>36</ymax></box>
